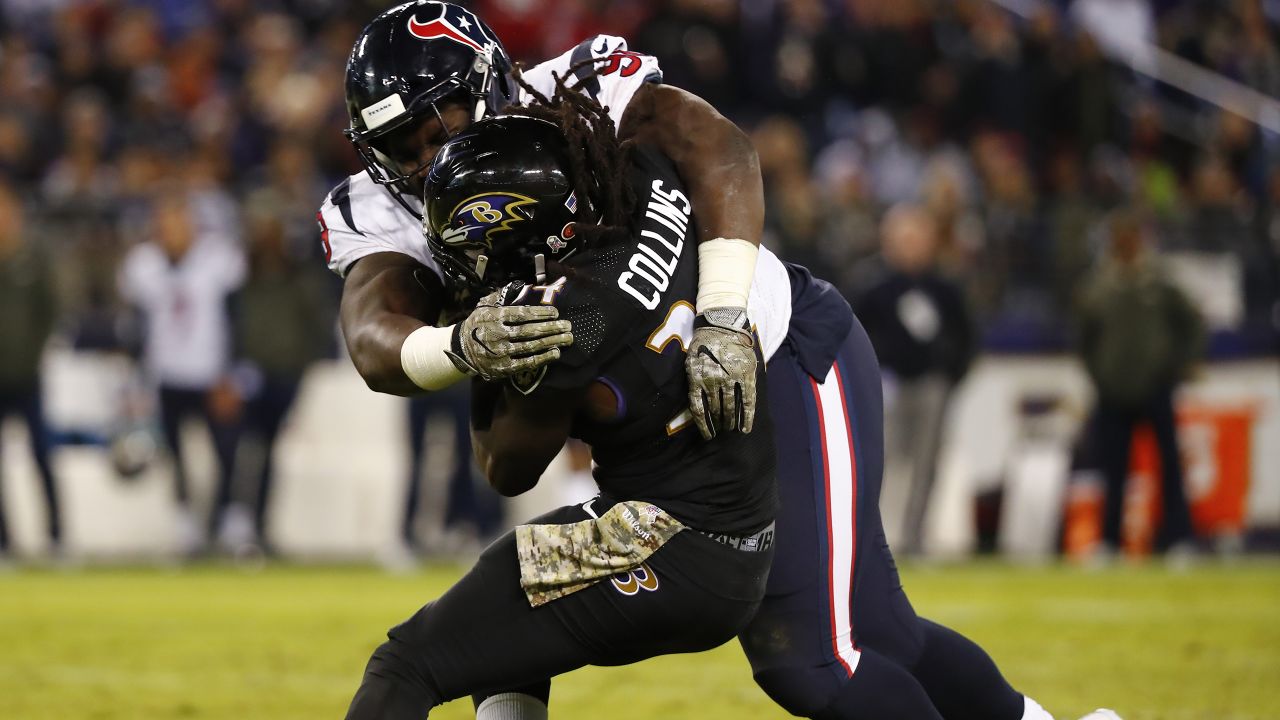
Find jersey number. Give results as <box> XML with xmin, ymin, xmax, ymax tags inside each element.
<box><xmin>601</xmin><ymin>50</ymin><xmax>643</xmax><ymax>77</ymax></box>
<box><xmin>508</xmin><ymin>276</ymin><xmax>567</xmax><ymax>306</ymax></box>
<box><xmin>645</xmin><ymin>301</ymin><xmax>696</xmax><ymax>436</ymax></box>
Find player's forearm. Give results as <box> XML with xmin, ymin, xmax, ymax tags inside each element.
<box><xmin>343</xmin><ymin>310</ymin><xmax>430</xmax><ymax>396</ymax></box>
<box><xmin>473</xmin><ymin>387</ymin><xmax>576</xmax><ymax>496</ymax></box>
<box><xmin>339</xmin><ymin>254</ymin><xmax>447</xmax><ymax>396</ymax></box>
<box><xmin>472</xmin><ymin>420</ymin><xmax>559</xmax><ymax>497</ymax></box>
<box><xmin>473</xmin><ymin>434</ymin><xmax>542</xmax><ymax>497</ymax></box>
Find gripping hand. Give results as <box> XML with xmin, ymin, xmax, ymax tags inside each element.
<box><xmin>447</xmin><ymin>289</ymin><xmax>573</xmax><ymax>381</ymax></box>
<box><xmin>686</xmin><ymin>307</ymin><xmax>757</xmax><ymax>439</ymax></box>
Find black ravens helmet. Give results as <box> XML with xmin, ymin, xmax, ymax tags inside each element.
<box><xmin>344</xmin><ymin>1</ymin><xmax>516</xmax><ymax>189</ymax></box>
<box><xmin>424</xmin><ymin>116</ymin><xmax>590</xmax><ymax>294</ymax></box>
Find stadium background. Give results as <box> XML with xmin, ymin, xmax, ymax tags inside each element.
<box><xmin>0</xmin><ymin>0</ymin><xmax>1279</xmax><ymax>717</ymax></box>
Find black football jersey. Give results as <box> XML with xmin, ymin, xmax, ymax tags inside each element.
<box><xmin>500</xmin><ymin>146</ymin><xmax>776</xmax><ymax>536</ymax></box>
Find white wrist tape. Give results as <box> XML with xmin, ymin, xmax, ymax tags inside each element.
<box><xmin>400</xmin><ymin>324</ymin><xmax>466</xmax><ymax>391</ymax></box>
<box><xmin>696</xmin><ymin>237</ymin><xmax>758</xmax><ymax>311</ymax></box>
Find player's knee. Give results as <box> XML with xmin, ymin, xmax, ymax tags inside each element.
<box><xmin>752</xmin><ymin>665</ymin><xmax>842</xmax><ymax>718</ymax></box>
<box><xmin>365</xmin><ymin>636</ymin><xmax>442</xmax><ymax>707</ymax></box>
<box><xmin>345</xmin><ymin>637</ymin><xmax>443</xmax><ymax>718</ymax></box>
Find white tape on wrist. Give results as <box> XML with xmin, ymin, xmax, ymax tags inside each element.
<box><xmin>696</xmin><ymin>237</ymin><xmax>759</xmax><ymax>311</ymax></box>
<box><xmin>400</xmin><ymin>324</ymin><xmax>466</xmax><ymax>391</ymax></box>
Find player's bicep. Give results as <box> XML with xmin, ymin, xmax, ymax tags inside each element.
<box><xmin>339</xmin><ymin>252</ymin><xmax>443</xmax><ymax>395</ymax></box>
<box><xmin>344</xmin><ymin>253</ymin><xmax>440</xmax><ymax>316</ymax></box>
<box><xmin>620</xmin><ymin>83</ymin><xmax>762</xmax><ymax>247</ymax></box>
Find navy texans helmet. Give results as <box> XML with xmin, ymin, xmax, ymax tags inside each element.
<box><xmin>423</xmin><ymin>116</ymin><xmax>590</xmax><ymax>294</ymax></box>
<box><xmin>344</xmin><ymin>1</ymin><xmax>517</xmax><ymax>188</ymax></box>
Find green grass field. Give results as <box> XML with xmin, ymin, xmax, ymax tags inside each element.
<box><xmin>1</xmin><ymin>560</ymin><xmax>1277</xmax><ymax>720</ymax></box>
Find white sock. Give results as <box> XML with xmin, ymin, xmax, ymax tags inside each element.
<box><xmin>475</xmin><ymin>692</ymin><xmax>548</xmax><ymax>720</ymax></box>
<box><xmin>1023</xmin><ymin>696</ymin><xmax>1055</xmax><ymax>720</ymax></box>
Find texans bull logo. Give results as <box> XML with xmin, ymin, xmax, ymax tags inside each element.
<box><xmin>406</xmin><ymin>3</ymin><xmax>490</xmax><ymax>53</ymax></box>
<box><xmin>443</xmin><ymin>192</ymin><xmax>537</xmax><ymax>249</ymax></box>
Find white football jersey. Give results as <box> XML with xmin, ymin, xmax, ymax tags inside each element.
<box><xmin>320</xmin><ymin>35</ymin><xmax>792</xmax><ymax>357</ymax></box>
<box><xmin>516</xmin><ymin>35</ymin><xmax>663</xmax><ymax>130</ymax></box>
<box><xmin>321</xmin><ymin>35</ymin><xmax>661</xmax><ymax>281</ymax></box>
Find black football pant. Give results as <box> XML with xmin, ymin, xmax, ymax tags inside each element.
<box><xmin>240</xmin><ymin>376</ymin><xmax>301</xmax><ymax>545</ymax></box>
<box><xmin>157</xmin><ymin>385</ymin><xmax>239</xmax><ymax>537</ymax></box>
<box><xmin>344</xmin><ymin>498</ymin><xmax>773</xmax><ymax>718</ymax></box>
<box><xmin>1095</xmin><ymin>390</ymin><xmax>1195</xmax><ymax>552</ymax></box>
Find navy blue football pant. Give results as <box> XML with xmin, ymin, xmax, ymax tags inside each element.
<box><xmin>741</xmin><ymin>325</ymin><xmax>1025</xmax><ymax>720</ymax></box>
<box><xmin>157</xmin><ymin>386</ymin><xmax>240</xmax><ymax>538</ymax></box>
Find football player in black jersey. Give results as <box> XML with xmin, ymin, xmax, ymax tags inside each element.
<box><xmin>342</xmin><ymin>112</ymin><xmax>778</xmax><ymax>720</ymax></box>
<box><xmin>328</xmin><ymin>1</ymin><xmax>760</xmax><ymax>441</ymax></box>
<box><xmin>386</xmin><ymin>85</ymin><xmax>1117</xmax><ymax>720</ymax></box>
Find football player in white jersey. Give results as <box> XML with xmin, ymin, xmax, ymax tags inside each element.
<box><xmin>321</xmin><ymin>1</ymin><xmax>760</xmax><ymax>440</ymax></box>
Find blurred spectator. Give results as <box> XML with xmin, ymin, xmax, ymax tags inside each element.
<box><xmin>117</xmin><ymin>191</ymin><xmax>245</xmax><ymax>556</ymax></box>
<box><xmin>1075</xmin><ymin>209</ymin><xmax>1204</xmax><ymax>557</ymax></box>
<box><xmin>635</xmin><ymin>0</ymin><xmax>742</xmax><ymax>115</ymax></box>
<box><xmin>918</xmin><ymin>149</ymin><xmax>983</xmax><ymax>279</ymax></box>
<box><xmin>852</xmin><ymin>203</ymin><xmax>975</xmax><ymax>556</ymax></box>
<box><xmin>970</xmin><ymin>132</ymin><xmax>1046</xmax><ymax>331</ymax></box>
<box><xmin>0</xmin><ymin>180</ymin><xmax>63</xmax><ymax>558</ymax></box>
<box><xmin>812</xmin><ymin>138</ymin><xmax>880</xmax><ymax>290</ymax></box>
<box><xmin>753</xmin><ymin>115</ymin><xmax>824</xmax><ymax>265</ymax></box>
<box><xmin>229</xmin><ymin>192</ymin><xmax>334</xmax><ymax>556</ymax></box>
<box><xmin>0</xmin><ymin>0</ymin><xmax>1268</xmax><ymax>363</ymax></box>
<box><xmin>1044</xmin><ymin>149</ymin><xmax>1104</xmax><ymax>317</ymax></box>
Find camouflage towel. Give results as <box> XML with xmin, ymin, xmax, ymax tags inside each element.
<box><xmin>516</xmin><ymin>501</ymin><xmax>685</xmax><ymax>607</ymax></box>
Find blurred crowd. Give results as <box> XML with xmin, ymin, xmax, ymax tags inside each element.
<box><xmin>0</xmin><ymin>0</ymin><xmax>1274</xmax><ymax>351</ymax></box>
<box><xmin>0</xmin><ymin>0</ymin><xmax>1277</xmax><ymax>558</ymax></box>
<box><xmin>0</xmin><ymin>0</ymin><xmax>1276</xmax><ymax>353</ymax></box>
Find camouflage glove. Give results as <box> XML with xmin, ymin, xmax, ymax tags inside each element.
<box><xmin>446</xmin><ymin>289</ymin><xmax>573</xmax><ymax>381</ymax></box>
<box><xmin>686</xmin><ymin>307</ymin><xmax>757</xmax><ymax>439</ymax></box>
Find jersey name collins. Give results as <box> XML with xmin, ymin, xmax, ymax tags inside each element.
<box><xmin>618</xmin><ymin>179</ymin><xmax>693</xmax><ymax>310</ymax></box>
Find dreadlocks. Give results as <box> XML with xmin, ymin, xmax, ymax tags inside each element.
<box><xmin>509</xmin><ymin>60</ymin><xmax>636</xmax><ymax>250</ymax></box>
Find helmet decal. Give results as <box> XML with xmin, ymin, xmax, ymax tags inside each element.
<box><xmin>424</xmin><ymin>117</ymin><xmax>580</xmax><ymax>293</ymax></box>
<box><xmin>360</xmin><ymin>93</ymin><xmax>408</xmax><ymax>132</ymax></box>
<box><xmin>446</xmin><ymin>192</ymin><xmax>537</xmax><ymax>248</ymax></box>
<box><xmin>407</xmin><ymin>3</ymin><xmax>487</xmax><ymax>53</ymax></box>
